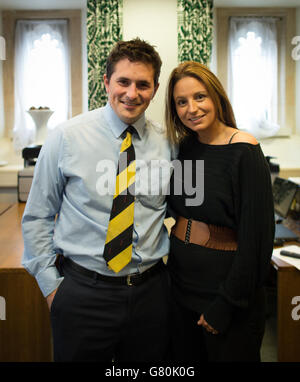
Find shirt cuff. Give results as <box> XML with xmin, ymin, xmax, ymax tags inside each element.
<box><xmin>35</xmin><ymin>265</ymin><xmax>64</xmax><ymax>298</ymax></box>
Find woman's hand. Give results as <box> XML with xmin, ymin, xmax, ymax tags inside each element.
<box><xmin>197</xmin><ymin>314</ymin><xmax>219</xmax><ymax>335</ymax></box>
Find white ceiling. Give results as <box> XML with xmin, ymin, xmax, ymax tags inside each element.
<box><xmin>0</xmin><ymin>0</ymin><xmax>86</xmax><ymax>10</ymax></box>
<box><xmin>214</xmin><ymin>0</ymin><xmax>300</xmax><ymax>8</ymax></box>
<box><xmin>0</xmin><ymin>0</ymin><xmax>299</xmax><ymax>10</ymax></box>
<box><xmin>215</xmin><ymin>0</ymin><xmax>300</xmax><ymax>6</ymax></box>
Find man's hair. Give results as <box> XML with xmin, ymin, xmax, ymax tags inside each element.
<box><xmin>106</xmin><ymin>38</ymin><xmax>162</xmax><ymax>86</ymax></box>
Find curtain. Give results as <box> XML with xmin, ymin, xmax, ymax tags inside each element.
<box><xmin>177</xmin><ymin>0</ymin><xmax>213</xmax><ymax>65</ymax></box>
<box><xmin>228</xmin><ymin>17</ymin><xmax>280</xmax><ymax>139</ymax></box>
<box><xmin>13</xmin><ymin>20</ymin><xmax>70</xmax><ymax>151</ymax></box>
<box><xmin>87</xmin><ymin>0</ymin><xmax>123</xmax><ymax>110</ymax></box>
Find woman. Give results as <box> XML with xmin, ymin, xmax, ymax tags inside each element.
<box><xmin>165</xmin><ymin>61</ymin><xmax>275</xmax><ymax>361</ymax></box>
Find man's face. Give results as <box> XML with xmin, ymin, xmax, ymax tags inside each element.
<box><xmin>104</xmin><ymin>58</ymin><xmax>159</xmax><ymax>125</ymax></box>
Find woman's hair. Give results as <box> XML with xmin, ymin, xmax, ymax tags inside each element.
<box><xmin>165</xmin><ymin>61</ymin><xmax>237</xmax><ymax>144</ymax></box>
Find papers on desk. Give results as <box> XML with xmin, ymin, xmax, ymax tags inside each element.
<box><xmin>273</xmin><ymin>245</ymin><xmax>300</xmax><ymax>271</ymax></box>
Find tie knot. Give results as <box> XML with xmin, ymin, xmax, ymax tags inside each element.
<box><xmin>126</xmin><ymin>125</ymin><xmax>137</xmax><ymax>137</ymax></box>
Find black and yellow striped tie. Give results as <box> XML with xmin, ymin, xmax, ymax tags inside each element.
<box><xmin>103</xmin><ymin>126</ymin><xmax>136</xmax><ymax>273</ymax></box>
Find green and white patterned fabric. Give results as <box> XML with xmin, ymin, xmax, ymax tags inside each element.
<box><xmin>177</xmin><ymin>0</ymin><xmax>213</xmax><ymax>65</ymax></box>
<box><xmin>87</xmin><ymin>0</ymin><xmax>123</xmax><ymax>110</ymax></box>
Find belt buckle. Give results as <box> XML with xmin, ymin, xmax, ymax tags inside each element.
<box><xmin>127</xmin><ymin>274</ymin><xmax>133</xmax><ymax>286</ymax></box>
<box><xmin>127</xmin><ymin>271</ymin><xmax>141</xmax><ymax>286</ymax></box>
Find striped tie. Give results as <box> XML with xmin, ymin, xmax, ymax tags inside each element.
<box><xmin>103</xmin><ymin>126</ymin><xmax>136</xmax><ymax>273</ymax></box>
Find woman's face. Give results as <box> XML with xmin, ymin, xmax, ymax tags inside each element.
<box><xmin>173</xmin><ymin>76</ymin><xmax>217</xmax><ymax>134</ymax></box>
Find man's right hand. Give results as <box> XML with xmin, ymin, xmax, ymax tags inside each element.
<box><xmin>46</xmin><ymin>289</ymin><xmax>57</xmax><ymax>311</ymax></box>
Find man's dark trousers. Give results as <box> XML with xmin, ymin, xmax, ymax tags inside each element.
<box><xmin>50</xmin><ymin>258</ymin><xmax>170</xmax><ymax>362</ymax></box>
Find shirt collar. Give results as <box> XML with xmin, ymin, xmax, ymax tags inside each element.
<box><xmin>103</xmin><ymin>102</ymin><xmax>145</xmax><ymax>140</ymax></box>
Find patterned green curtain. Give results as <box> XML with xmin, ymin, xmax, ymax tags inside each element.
<box><xmin>87</xmin><ymin>0</ymin><xmax>123</xmax><ymax>110</ymax></box>
<box><xmin>177</xmin><ymin>0</ymin><xmax>213</xmax><ymax>65</ymax></box>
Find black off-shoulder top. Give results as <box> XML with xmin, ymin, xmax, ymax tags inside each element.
<box><xmin>167</xmin><ymin>136</ymin><xmax>275</xmax><ymax>333</ymax></box>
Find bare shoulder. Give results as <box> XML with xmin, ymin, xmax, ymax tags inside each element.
<box><xmin>231</xmin><ymin>131</ymin><xmax>258</xmax><ymax>145</ymax></box>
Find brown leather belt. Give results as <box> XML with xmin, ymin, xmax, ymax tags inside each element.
<box><xmin>171</xmin><ymin>216</ymin><xmax>237</xmax><ymax>251</ymax></box>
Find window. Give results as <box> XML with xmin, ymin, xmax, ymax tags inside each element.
<box><xmin>13</xmin><ymin>20</ymin><xmax>70</xmax><ymax>150</ymax></box>
<box><xmin>228</xmin><ymin>17</ymin><xmax>280</xmax><ymax>138</ymax></box>
<box><xmin>2</xmin><ymin>10</ymin><xmax>83</xmax><ymax>147</ymax></box>
<box><xmin>216</xmin><ymin>8</ymin><xmax>296</xmax><ymax>138</ymax></box>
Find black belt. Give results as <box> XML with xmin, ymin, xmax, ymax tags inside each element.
<box><xmin>62</xmin><ymin>256</ymin><xmax>164</xmax><ymax>286</ymax></box>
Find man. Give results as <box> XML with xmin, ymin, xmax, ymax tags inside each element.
<box><xmin>22</xmin><ymin>38</ymin><xmax>172</xmax><ymax>362</ymax></box>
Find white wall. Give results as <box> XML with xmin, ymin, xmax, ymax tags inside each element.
<box><xmin>123</xmin><ymin>0</ymin><xmax>178</xmax><ymax>126</ymax></box>
<box><xmin>210</xmin><ymin>8</ymin><xmax>218</xmax><ymax>74</ymax></box>
<box><xmin>81</xmin><ymin>4</ymin><xmax>88</xmax><ymax>113</ymax></box>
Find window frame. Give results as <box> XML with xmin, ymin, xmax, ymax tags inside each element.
<box><xmin>216</xmin><ymin>7</ymin><xmax>296</xmax><ymax>137</ymax></box>
<box><xmin>2</xmin><ymin>10</ymin><xmax>83</xmax><ymax>138</ymax></box>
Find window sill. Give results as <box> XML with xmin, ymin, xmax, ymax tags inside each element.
<box><xmin>260</xmin><ymin>134</ymin><xmax>300</xmax><ymax>177</ymax></box>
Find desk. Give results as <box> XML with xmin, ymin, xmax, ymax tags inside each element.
<box><xmin>0</xmin><ymin>203</ymin><xmax>12</xmax><ymax>216</ymax></box>
<box><xmin>271</xmin><ymin>248</ymin><xmax>300</xmax><ymax>362</ymax></box>
<box><xmin>0</xmin><ymin>203</ymin><xmax>52</xmax><ymax>362</ymax></box>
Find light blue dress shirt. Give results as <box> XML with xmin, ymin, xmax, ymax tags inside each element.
<box><xmin>22</xmin><ymin>103</ymin><xmax>173</xmax><ymax>297</ymax></box>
